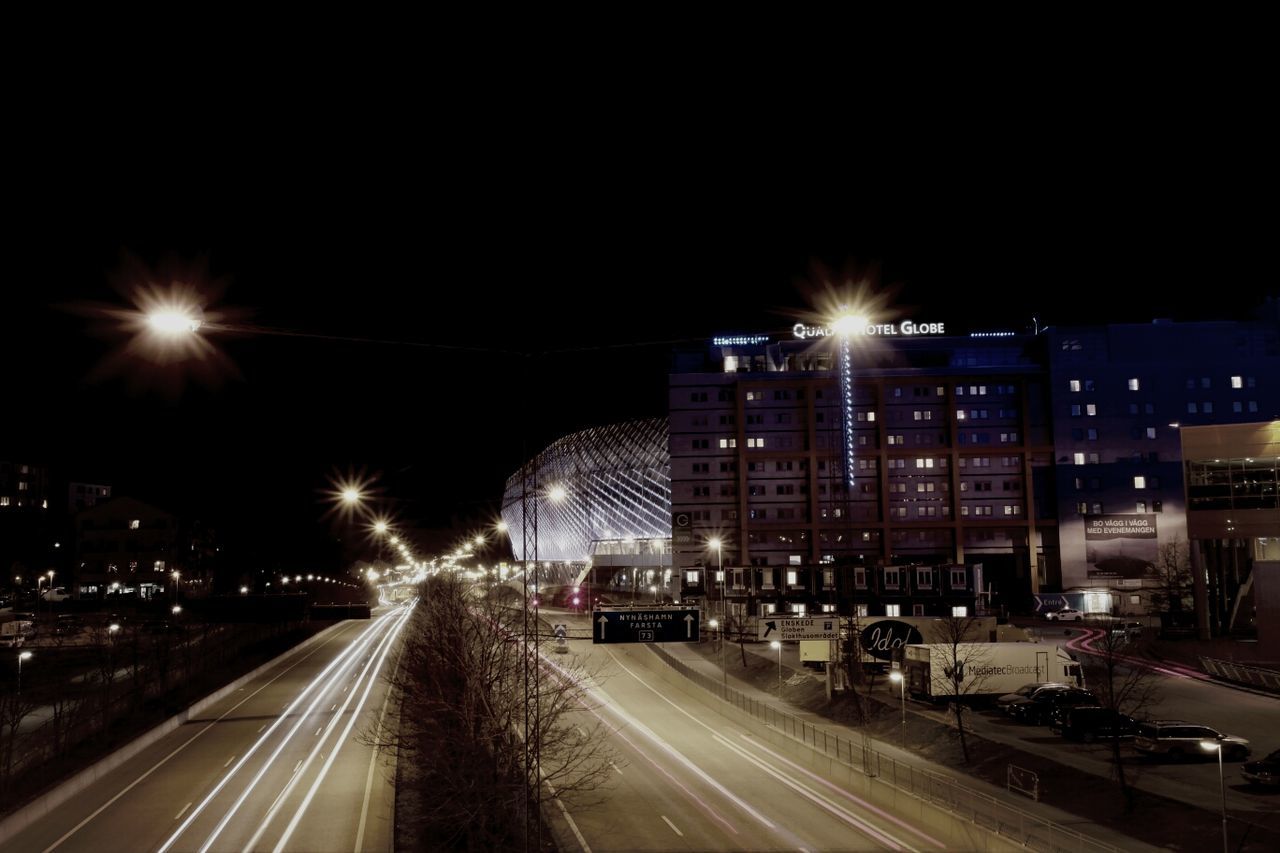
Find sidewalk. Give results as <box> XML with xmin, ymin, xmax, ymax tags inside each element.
<box><xmin>658</xmin><ymin>635</ymin><xmax>1280</xmax><ymax>853</ymax></box>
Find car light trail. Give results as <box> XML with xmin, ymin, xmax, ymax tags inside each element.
<box><xmin>156</xmin><ymin>611</ymin><xmax>398</xmax><ymax>853</ymax></box>
<box><xmin>268</xmin><ymin>603</ymin><xmax>413</xmax><ymax>853</ymax></box>
<box><xmin>196</xmin><ymin>606</ymin><xmax>411</xmax><ymax>853</ymax></box>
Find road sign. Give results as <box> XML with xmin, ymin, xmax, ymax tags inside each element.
<box><xmin>592</xmin><ymin>608</ymin><xmax>700</xmax><ymax>644</ymax></box>
<box><xmin>757</xmin><ymin>617</ymin><xmax>839</xmax><ymax>641</ymax></box>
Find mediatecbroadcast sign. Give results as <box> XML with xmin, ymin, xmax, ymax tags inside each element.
<box><xmin>792</xmin><ymin>320</ymin><xmax>946</xmax><ymax>339</ymax></box>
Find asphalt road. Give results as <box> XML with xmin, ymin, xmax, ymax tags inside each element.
<box><xmin>544</xmin><ymin>614</ymin><xmax>949</xmax><ymax>852</ymax></box>
<box><xmin>4</xmin><ymin>605</ymin><xmax>411</xmax><ymax>853</ymax></box>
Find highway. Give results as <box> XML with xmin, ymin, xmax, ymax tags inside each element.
<box><xmin>3</xmin><ymin>605</ymin><xmax>411</xmax><ymax>853</ymax></box>
<box><xmin>545</xmin><ymin>615</ymin><xmax>949</xmax><ymax>853</ymax></box>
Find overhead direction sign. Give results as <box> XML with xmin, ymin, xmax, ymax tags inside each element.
<box><xmin>758</xmin><ymin>617</ymin><xmax>839</xmax><ymax>641</ymax></box>
<box><xmin>592</xmin><ymin>608</ymin><xmax>700</xmax><ymax>644</ymax></box>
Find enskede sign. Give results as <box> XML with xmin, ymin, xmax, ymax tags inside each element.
<box><xmin>757</xmin><ymin>617</ymin><xmax>839</xmax><ymax>641</ymax></box>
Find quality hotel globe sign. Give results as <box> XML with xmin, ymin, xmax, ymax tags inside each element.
<box><xmin>792</xmin><ymin>320</ymin><xmax>946</xmax><ymax>339</ymax></box>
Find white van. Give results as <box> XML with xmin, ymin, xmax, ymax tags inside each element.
<box><xmin>40</xmin><ymin>586</ymin><xmax>71</xmax><ymax>602</ymax></box>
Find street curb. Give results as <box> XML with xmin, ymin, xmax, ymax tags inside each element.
<box><xmin>0</xmin><ymin>620</ymin><xmax>351</xmax><ymax>846</ymax></box>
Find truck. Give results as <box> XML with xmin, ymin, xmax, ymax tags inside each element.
<box><xmin>1</xmin><ymin>620</ymin><xmax>34</xmax><ymax>648</ymax></box>
<box><xmin>899</xmin><ymin>642</ymin><xmax>1084</xmax><ymax>703</ymax></box>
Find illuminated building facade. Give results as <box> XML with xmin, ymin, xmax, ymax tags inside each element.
<box><xmin>500</xmin><ymin>419</ymin><xmax>672</xmax><ymax>580</ymax></box>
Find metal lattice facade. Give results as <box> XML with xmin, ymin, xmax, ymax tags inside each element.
<box><xmin>501</xmin><ymin>418</ymin><xmax>671</xmax><ymax>562</ymax></box>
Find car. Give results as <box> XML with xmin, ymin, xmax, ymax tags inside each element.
<box><xmin>1045</xmin><ymin>608</ymin><xmax>1084</xmax><ymax>622</ymax></box>
<box><xmin>1109</xmin><ymin>621</ymin><xmax>1144</xmax><ymax>642</ymax></box>
<box><xmin>40</xmin><ymin>587</ymin><xmax>72</xmax><ymax>602</ymax></box>
<box><xmin>1241</xmin><ymin>749</ymin><xmax>1280</xmax><ymax>786</ymax></box>
<box><xmin>1134</xmin><ymin>720</ymin><xmax>1250</xmax><ymax>762</ymax></box>
<box><xmin>1007</xmin><ymin>687</ymin><xmax>1097</xmax><ymax>725</ymax></box>
<box><xmin>1052</xmin><ymin>706</ymin><xmax>1138</xmax><ymax>742</ymax></box>
<box><xmin>995</xmin><ymin>682</ymin><xmax>1070</xmax><ymax>713</ymax></box>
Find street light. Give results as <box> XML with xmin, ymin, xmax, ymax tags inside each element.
<box><xmin>889</xmin><ymin>670</ymin><xmax>906</xmax><ymax>748</ymax></box>
<box><xmin>1200</xmin><ymin>739</ymin><xmax>1229</xmax><ymax>853</ymax></box>
<box><xmin>771</xmin><ymin>640</ymin><xmax>782</xmax><ymax>693</ymax></box>
<box><xmin>17</xmin><ymin>651</ymin><xmax>32</xmax><ymax>694</ymax></box>
<box><xmin>708</xmin><ymin>537</ymin><xmax>727</xmax><ymax>690</ymax></box>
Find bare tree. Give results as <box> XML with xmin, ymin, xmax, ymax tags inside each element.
<box><xmin>372</xmin><ymin>575</ymin><xmax>614</xmax><ymax>851</ymax></box>
<box><xmin>1146</xmin><ymin>537</ymin><xmax>1193</xmax><ymax>617</ymax></box>
<box><xmin>1082</xmin><ymin>626</ymin><xmax>1162</xmax><ymax>813</ymax></box>
<box><xmin>931</xmin><ymin>614</ymin><xmax>994</xmax><ymax>764</ymax></box>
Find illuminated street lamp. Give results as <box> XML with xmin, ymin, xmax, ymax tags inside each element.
<box><xmin>889</xmin><ymin>670</ymin><xmax>906</xmax><ymax>748</ymax></box>
<box><xmin>17</xmin><ymin>651</ymin><xmax>32</xmax><ymax>694</ymax></box>
<box><xmin>771</xmin><ymin>640</ymin><xmax>783</xmax><ymax>693</ymax></box>
<box><xmin>1200</xmin><ymin>739</ymin><xmax>1229</xmax><ymax>853</ymax></box>
<box><xmin>172</xmin><ymin>605</ymin><xmax>183</xmax><ymax>615</ymax></box>
<box><xmin>707</xmin><ymin>536</ymin><xmax>727</xmax><ymax>690</ymax></box>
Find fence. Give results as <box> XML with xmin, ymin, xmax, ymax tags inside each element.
<box><xmin>647</xmin><ymin>644</ymin><xmax>1127</xmax><ymax>853</ymax></box>
<box><xmin>1199</xmin><ymin>657</ymin><xmax>1280</xmax><ymax>691</ymax></box>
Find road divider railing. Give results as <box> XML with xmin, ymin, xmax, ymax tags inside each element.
<box><xmin>647</xmin><ymin>644</ymin><xmax>1127</xmax><ymax>853</ymax></box>
<box><xmin>1199</xmin><ymin>656</ymin><xmax>1280</xmax><ymax>692</ymax></box>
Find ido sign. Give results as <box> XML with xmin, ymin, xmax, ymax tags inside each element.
<box><xmin>592</xmin><ymin>609</ymin><xmax>700</xmax><ymax>644</ymax></box>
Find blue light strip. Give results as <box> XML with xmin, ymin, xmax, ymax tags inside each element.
<box><xmin>840</xmin><ymin>334</ymin><xmax>855</xmax><ymax>489</ymax></box>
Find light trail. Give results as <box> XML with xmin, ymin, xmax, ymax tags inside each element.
<box><xmin>156</xmin><ymin>611</ymin><xmax>397</xmax><ymax>853</ymax></box>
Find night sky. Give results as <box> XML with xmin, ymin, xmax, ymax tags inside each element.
<box><xmin>4</xmin><ymin>137</ymin><xmax>1273</xmax><ymax>567</ymax></box>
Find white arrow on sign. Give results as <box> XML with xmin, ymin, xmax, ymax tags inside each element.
<box><xmin>596</xmin><ymin>615</ymin><xmax>608</xmax><ymax>640</ymax></box>
<box><xmin>684</xmin><ymin>614</ymin><xmax>694</xmax><ymax>639</ymax></box>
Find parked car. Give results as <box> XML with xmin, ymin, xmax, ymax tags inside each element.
<box><xmin>996</xmin><ymin>682</ymin><xmax>1070</xmax><ymax>713</ymax></box>
<box><xmin>1008</xmin><ymin>687</ymin><xmax>1097</xmax><ymax>725</ymax></box>
<box><xmin>1241</xmin><ymin>749</ymin><xmax>1280</xmax><ymax>786</ymax></box>
<box><xmin>1109</xmin><ymin>621</ymin><xmax>1145</xmax><ymax>642</ymax></box>
<box><xmin>1134</xmin><ymin>721</ymin><xmax>1250</xmax><ymax>762</ymax></box>
<box><xmin>53</xmin><ymin>614</ymin><xmax>86</xmax><ymax>635</ymax></box>
<box><xmin>1052</xmin><ymin>706</ymin><xmax>1138</xmax><ymax>742</ymax></box>
<box><xmin>40</xmin><ymin>586</ymin><xmax>72</xmax><ymax>602</ymax></box>
<box><xmin>1045</xmin><ymin>608</ymin><xmax>1084</xmax><ymax>622</ymax></box>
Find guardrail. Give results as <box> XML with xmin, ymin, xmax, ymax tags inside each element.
<box><xmin>1199</xmin><ymin>657</ymin><xmax>1280</xmax><ymax>691</ymax></box>
<box><xmin>647</xmin><ymin>644</ymin><xmax>1127</xmax><ymax>853</ymax></box>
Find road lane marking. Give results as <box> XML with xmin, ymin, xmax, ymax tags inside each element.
<box><xmin>356</xmin><ymin>631</ymin><xmax>409</xmax><ymax>852</ymax></box>
<box><xmin>316</xmin><ymin>727</ymin><xmax>323</xmax><ymax>736</ymax></box>
<box><xmin>293</xmin><ymin>761</ymin><xmax>302</xmax><ymax>774</ymax></box>
<box><xmin>257</xmin><ymin>725</ymin><xmax>266</xmax><ymax>734</ymax></box>
<box><xmin>175</xmin><ymin>803</ymin><xmax>192</xmax><ymax>821</ymax></box>
<box><xmin>661</xmin><ymin>815</ymin><xmax>683</xmax><ymax>837</ymax></box>
<box><xmin>224</xmin><ymin>755</ymin><xmax>236</xmax><ymax>768</ymax></box>
<box><xmin>610</xmin><ymin>761</ymin><xmax>623</xmax><ymax>775</ymax></box>
<box><xmin>331</xmin><ymin>704</ymin><xmax>337</xmax><ymax>711</ymax></box>
<box><xmin>41</xmin><ymin>618</ymin><xmax>367</xmax><ymax>853</ymax></box>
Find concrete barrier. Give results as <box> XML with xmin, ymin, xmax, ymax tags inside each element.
<box><xmin>0</xmin><ymin>620</ymin><xmax>352</xmax><ymax>845</ymax></box>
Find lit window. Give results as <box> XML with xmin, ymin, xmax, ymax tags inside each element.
<box><xmin>685</xmin><ymin>570</ymin><xmax>700</xmax><ymax>584</ymax></box>
<box><xmin>1136</xmin><ymin>501</ymin><xmax>1147</xmax><ymax>513</ymax></box>
<box><xmin>1231</xmin><ymin>375</ymin><xmax>1243</xmax><ymax>389</ymax></box>
<box><xmin>1069</xmin><ymin>379</ymin><xmax>1081</xmax><ymax>392</ymax></box>
<box><xmin>723</xmin><ymin>356</ymin><xmax>738</xmax><ymax>372</ymax></box>
<box><xmin>951</xmin><ymin>606</ymin><xmax>968</xmax><ymax>618</ymax></box>
<box><xmin>1128</xmin><ymin>378</ymin><xmax>1140</xmax><ymax>391</ymax></box>
<box><xmin>130</xmin><ymin>519</ymin><xmax>140</xmax><ymax>530</ymax></box>
<box><xmin>1073</xmin><ymin>452</ymin><xmax>1085</xmax><ymax>466</ymax></box>
<box><xmin>1086</xmin><ymin>404</ymin><xmax>1097</xmax><ymax>416</ymax></box>
<box><xmin>856</xmin><ymin>603</ymin><xmax>869</xmax><ymax>617</ymax></box>
<box><xmin>786</xmin><ymin>570</ymin><xmax>798</xmax><ymax>586</ymax></box>
<box><xmin>0</xmin><ymin>497</ymin><xmax>8</xmax><ymax>507</ymax></box>
<box><xmin>746</xmin><ymin>391</ymin><xmax>757</xmax><ymax>401</ymax></box>
<box><xmin>885</xmin><ymin>604</ymin><xmax>901</xmax><ymax>617</ymax></box>
<box><xmin>1146</xmin><ymin>427</ymin><xmax>1156</xmax><ymax>439</ymax></box>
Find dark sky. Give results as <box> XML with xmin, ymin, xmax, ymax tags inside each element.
<box><xmin>4</xmin><ymin>123</ymin><xmax>1273</xmax><ymax>565</ymax></box>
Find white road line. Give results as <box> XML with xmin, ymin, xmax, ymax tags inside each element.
<box><xmin>609</xmin><ymin>761</ymin><xmax>623</xmax><ymax>775</ymax></box>
<box><xmin>315</xmin><ymin>727</ymin><xmax>323</xmax><ymax>736</ymax></box>
<box><xmin>223</xmin><ymin>755</ymin><xmax>236</xmax><ymax>768</ymax></box>
<box><xmin>355</xmin><ymin>635</ymin><xmax>409</xmax><ymax>852</ymax></box>
<box><xmin>174</xmin><ymin>803</ymin><xmax>192</xmax><ymax>821</ymax></box>
<box><xmin>40</xmin><ymin>620</ymin><xmax>362</xmax><ymax>853</ymax></box>
<box><xmin>257</xmin><ymin>725</ymin><xmax>266</xmax><ymax>734</ymax></box>
<box><xmin>661</xmin><ymin>815</ymin><xmax>683</xmax><ymax>837</ymax></box>
<box><xmin>293</xmin><ymin>761</ymin><xmax>302</xmax><ymax>774</ymax></box>
<box><xmin>331</xmin><ymin>704</ymin><xmax>337</xmax><ymax>711</ymax></box>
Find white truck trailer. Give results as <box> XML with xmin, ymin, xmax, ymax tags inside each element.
<box><xmin>900</xmin><ymin>642</ymin><xmax>1084</xmax><ymax>703</ymax></box>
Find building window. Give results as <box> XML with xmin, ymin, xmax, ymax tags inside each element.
<box><xmin>1091</xmin><ymin>502</ymin><xmax>1103</xmax><ymax>514</ymax></box>
<box><xmin>685</xmin><ymin>570</ymin><xmax>701</xmax><ymax>584</ymax></box>
<box><xmin>1187</xmin><ymin>402</ymin><xmax>1198</xmax><ymax>414</ymax></box>
<box><xmin>1134</xmin><ymin>476</ymin><xmax>1146</xmax><ymax>489</ymax></box>
<box><xmin>1069</xmin><ymin>379</ymin><xmax>1081</xmax><ymax>392</ymax></box>
<box><xmin>1076</xmin><ymin>501</ymin><xmax>1088</xmax><ymax>514</ymax></box>
<box><xmin>951</xmin><ymin>606</ymin><xmax>968</xmax><ymax>618</ymax></box>
<box><xmin>1203</xmin><ymin>402</ymin><xmax>1213</xmax><ymax>414</ymax></box>
<box><xmin>916</xmin><ymin>568</ymin><xmax>932</xmax><ymax>588</ymax></box>
<box><xmin>692</xmin><ymin>439</ymin><xmax>709</xmax><ymax>449</ymax></box>
<box><xmin>913</xmin><ymin>604</ymin><xmax>925</xmax><ymax>616</ymax></box>
<box><xmin>1248</xmin><ymin>400</ymin><xmax>1258</xmax><ymax>412</ymax></box>
<box><xmin>856</xmin><ymin>603</ymin><xmax>869</xmax><ymax>618</ymax></box>
<box><xmin>1084</xmin><ymin>380</ymin><xmax>1095</xmax><ymax>392</ymax></box>
<box><xmin>1146</xmin><ymin>427</ymin><xmax>1157</xmax><ymax>439</ymax></box>
<box><xmin>1231</xmin><ymin>375</ymin><xmax>1243</xmax><ymax>389</ymax></box>
<box><xmin>1086</xmin><ymin>404</ymin><xmax>1097</xmax><ymax>416</ymax></box>
<box><xmin>129</xmin><ymin>519</ymin><xmax>140</xmax><ymax>530</ymax></box>
<box><xmin>1071</xmin><ymin>404</ymin><xmax>1082</xmax><ymax>417</ymax></box>
<box><xmin>1128</xmin><ymin>378</ymin><xmax>1140</xmax><ymax>391</ymax></box>
<box><xmin>746</xmin><ymin>437</ymin><xmax>764</xmax><ymax>448</ymax></box>
<box><xmin>1136</xmin><ymin>501</ymin><xmax>1147</xmax><ymax>513</ymax></box>
<box><xmin>884</xmin><ymin>568</ymin><xmax>900</xmax><ymax>589</ymax></box>
<box><xmin>1088</xmin><ymin>452</ymin><xmax>1099</xmax><ymax>464</ymax></box>
<box><xmin>950</xmin><ymin>568</ymin><xmax>967</xmax><ymax>587</ymax></box>
<box><xmin>822</xmin><ymin>603</ymin><xmax>837</xmax><ymax>613</ymax></box>
<box><xmin>854</xmin><ymin>568</ymin><xmax>867</xmax><ymax>588</ymax></box>
<box><xmin>1074</xmin><ymin>452</ymin><xmax>1086</xmax><ymax>466</ymax></box>
<box><xmin>885</xmin><ymin>604</ymin><xmax>901</xmax><ymax>617</ymax></box>
<box><xmin>1003</xmin><ymin>504</ymin><xmax>1020</xmax><ymax>516</ymax></box>
<box><xmin>1201</xmin><ymin>377</ymin><xmax>1211</xmax><ymax>389</ymax></box>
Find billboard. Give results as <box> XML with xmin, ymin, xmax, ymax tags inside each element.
<box><xmin>1084</xmin><ymin>513</ymin><xmax>1158</xmax><ymax>580</ymax></box>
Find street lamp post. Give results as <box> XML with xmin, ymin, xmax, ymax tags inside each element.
<box><xmin>708</xmin><ymin>537</ymin><xmax>727</xmax><ymax>690</ymax></box>
<box><xmin>771</xmin><ymin>640</ymin><xmax>782</xmax><ymax>693</ymax></box>
<box><xmin>889</xmin><ymin>670</ymin><xmax>906</xmax><ymax>748</ymax></box>
<box><xmin>17</xmin><ymin>651</ymin><xmax>32</xmax><ymax>694</ymax></box>
<box><xmin>1201</xmin><ymin>739</ymin><xmax>1229</xmax><ymax>853</ymax></box>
